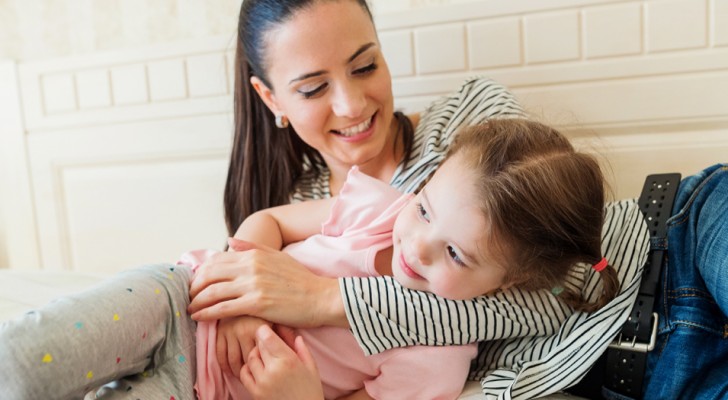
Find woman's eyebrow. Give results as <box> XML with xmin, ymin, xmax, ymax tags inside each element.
<box><xmin>289</xmin><ymin>70</ymin><xmax>326</xmax><ymax>84</ymax></box>
<box><xmin>288</xmin><ymin>42</ymin><xmax>377</xmax><ymax>85</ymax></box>
<box><xmin>347</xmin><ymin>42</ymin><xmax>376</xmax><ymax>63</ymax></box>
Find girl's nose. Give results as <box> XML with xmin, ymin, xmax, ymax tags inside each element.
<box><xmin>412</xmin><ymin>236</ymin><xmax>432</xmax><ymax>266</ymax></box>
<box><xmin>332</xmin><ymin>82</ymin><xmax>366</xmax><ymax>119</ymax></box>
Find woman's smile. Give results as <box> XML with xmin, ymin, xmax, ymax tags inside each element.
<box><xmin>331</xmin><ymin>112</ymin><xmax>376</xmax><ymax>142</ymax></box>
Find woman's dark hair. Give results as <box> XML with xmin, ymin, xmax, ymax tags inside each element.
<box><xmin>448</xmin><ymin>119</ymin><xmax>619</xmax><ymax>312</ymax></box>
<box><xmin>224</xmin><ymin>0</ymin><xmax>413</xmax><ymax>235</ymax></box>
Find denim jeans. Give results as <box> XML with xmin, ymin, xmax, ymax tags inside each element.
<box><xmin>642</xmin><ymin>164</ymin><xmax>728</xmax><ymax>399</ymax></box>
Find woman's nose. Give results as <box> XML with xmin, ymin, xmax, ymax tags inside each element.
<box><xmin>332</xmin><ymin>82</ymin><xmax>366</xmax><ymax>118</ymax></box>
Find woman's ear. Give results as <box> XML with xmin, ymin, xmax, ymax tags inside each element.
<box><xmin>250</xmin><ymin>76</ymin><xmax>282</xmax><ymax>116</ymax></box>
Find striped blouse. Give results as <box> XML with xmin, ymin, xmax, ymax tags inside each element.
<box><xmin>292</xmin><ymin>77</ymin><xmax>650</xmax><ymax>398</ymax></box>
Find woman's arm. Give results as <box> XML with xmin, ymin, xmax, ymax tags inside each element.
<box><xmin>188</xmin><ymin>196</ymin><xmax>349</xmax><ymax>328</ymax></box>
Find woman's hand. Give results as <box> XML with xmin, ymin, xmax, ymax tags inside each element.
<box><xmin>216</xmin><ymin>316</ymin><xmax>271</xmax><ymax>377</ymax></box>
<box><xmin>188</xmin><ymin>246</ymin><xmax>347</xmax><ymax>328</ymax></box>
<box><xmin>240</xmin><ymin>325</ymin><xmax>324</xmax><ymax>400</ymax></box>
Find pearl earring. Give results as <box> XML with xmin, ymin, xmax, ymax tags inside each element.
<box><xmin>275</xmin><ymin>114</ymin><xmax>289</xmax><ymax>129</ymax></box>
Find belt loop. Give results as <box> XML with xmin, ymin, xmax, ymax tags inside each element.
<box><xmin>649</xmin><ymin>237</ymin><xmax>667</xmax><ymax>251</ymax></box>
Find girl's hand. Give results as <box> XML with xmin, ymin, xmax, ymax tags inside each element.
<box><xmin>240</xmin><ymin>325</ymin><xmax>324</xmax><ymax>400</ymax></box>
<box><xmin>187</xmin><ymin>247</ymin><xmax>346</xmax><ymax>328</ymax></box>
<box><xmin>216</xmin><ymin>316</ymin><xmax>271</xmax><ymax>377</ymax></box>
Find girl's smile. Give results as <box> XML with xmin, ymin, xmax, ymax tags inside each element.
<box><xmin>398</xmin><ymin>252</ymin><xmax>425</xmax><ymax>280</ymax></box>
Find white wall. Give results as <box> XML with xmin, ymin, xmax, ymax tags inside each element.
<box><xmin>0</xmin><ymin>0</ymin><xmax>241</xmax><ymax>61</ymax></box>
<box><xmin>0</xmin><ymin>0</ymin><xmax>483</xmax><ymax>62</ymax></box>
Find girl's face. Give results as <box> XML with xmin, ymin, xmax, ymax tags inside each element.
<box><xmin>391</xmin><ymin>155</ymin><xmax>510</xmax><ymax>300</ymax></box>
<box><xmin>251</xmin><ymin>0</ymin><xmax>396</xmax><ymax>176</ymax></box>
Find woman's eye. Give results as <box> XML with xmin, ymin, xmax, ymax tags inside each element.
<box><xmin>416</xmin><ymin>203</ymin><xmax>430</xmax><ymax>222</ymax></box>
<box><xmin>447</xmin><ymin>246</ymin><xmax>465</xmax><ymax>267</ymax></box>
<box><xmin>298</xmin><ymin>83</ymin><xmax>327</xmax><ymax>99</ymax></box>
<box><xmin>354</xmin><ymin>63</ymin><xmax>377</xmax><ymax>75</ymax></box>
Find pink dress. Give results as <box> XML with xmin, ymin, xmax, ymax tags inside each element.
<box><xmin>190</xmin><ymin>167</ymin><xmax>477</xmax><ymax>400</ymax></box>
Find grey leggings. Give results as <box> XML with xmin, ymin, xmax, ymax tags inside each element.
<box><xmin>0</xmin><ymin>264</ymin><xmax>197</xmax><ymax>400</ymax></box>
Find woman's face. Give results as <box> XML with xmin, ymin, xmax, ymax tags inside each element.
<box><xmin>251</xmin><ymin>0</ymin><xmax>396</xmax><ymax>174</ymax></box>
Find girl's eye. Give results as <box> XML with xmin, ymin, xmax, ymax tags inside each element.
<box><xmin>353</xmin><ymin>62</ymin><xmax>378</xmax><ymax>75</ymax></box>
<box><xmin>298</xmin><ymin>83</ymin><xmax>328</xmax><ymax>99</ymax></box>
<box><xmin>416</xmin><ymin>203</ymin><xmax>430</xmax><ymax>222</ymax></box>
<box><xmin>447</xmin><ymin>246</ymin><xmax>466</xmax><ymax>267</ymax></box>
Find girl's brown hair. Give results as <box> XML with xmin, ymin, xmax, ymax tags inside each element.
<box><xmin>448</xmin><ymin>119</ymin><xmax>619</xmax><ymax>312</ymax></box>
<box><xmin>224</xmin><ymin>0</ymin><xmax>414</xmax><ymax>235</ymax></box>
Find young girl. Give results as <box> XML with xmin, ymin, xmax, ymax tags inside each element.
<box><xmin>193</xmin><ymin>118</ymin><xmax>620</xmax><ymax>399</ymax></box>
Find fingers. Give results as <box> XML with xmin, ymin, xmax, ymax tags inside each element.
<box><xmin>216</xmin><ymin>328</ymin><xmax>231</xmax><ymax>374</ymax></box>
<box><xmin>246</xmin><ymin>346</ymin><xmax>264</xmax><ymax>378</ymax></box>
<box><xmin>228</xmin><ymin>238</ymin><xmax>276</xmax><ymax>252</ymax></box>
<box><xmin>188</xmin><ymin>282</ymin><xmax>243</xmax><ymax>316</ymax></box>
<box><xmin>189</xmin><ymin>251</ymin><xmax>261</xmax><ymax>299</ymax></box>
<box><xmin>189</xmin><ymin>257</ymin><xmax>240</xmax><ymax>299</ymax></box>
<box><xmin>227</xmin><ymin>237</ymin><xmax>258</xmax><ymax>252</ymax></box>
<box><xmin>240</xmin><ymin>364</ymin><xmax>255</xmax><ymax>392</ymax></box>
<box><xmin>293</xmin><ymin>335</ymin><xmax>318</xmax><ymax>373</ymax></box>
<box><xmin>274</xmin><ymin>325</ymin><xmax>298</xmax><ymax>349</ymax></box>
<box><xmin>240</xmin><ymin>363</ymin><xmax>255</xmax><ymax>391</ymax></box>
<box><xmin>190</xmin><ymin>296</ymin><xmax>258</xmax><ymax>321</ymax></box>
<box><xmin>227</xmin><ymin>335</ymin><xmax>244</xmax><ymax>378</ymax></box>
<box><xmin>240</xmin><ymin>346</ymin><xmax>264</xmax><ymax>398</ymax></box>
<box><xmin>256</xmin><ymin>325</ymin><xmax>292</xmax><ymax>365</ymax></box>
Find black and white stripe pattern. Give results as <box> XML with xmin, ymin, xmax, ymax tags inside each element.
<box><xmin>292</xmin><ymin>77</ymin><xmax>650</xmax><ymax>398</ymax></box>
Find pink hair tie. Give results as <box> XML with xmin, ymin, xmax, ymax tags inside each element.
<box><xmin>592</xmin><ymin>257</ymin><xmax>608</xmax><ymax>272</ymax></box>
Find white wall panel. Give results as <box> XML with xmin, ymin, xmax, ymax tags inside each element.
<box><xmin>583</xmin><ymin>3</ymin><xmax>642</xmax><ymax>59</ymax></box>
<box><xmin>468</xmin><ymin>18</ymin><xmax>522</xmax><ymax>69</ymax></box>
<box><xmin>25</xmin><ymin>114</ymin><xmax>232</xmax><ymax>271</ymax></box>
<box><xmin>647</xmin><ymin>0</ymin><xmax>707</xmax><ymax>52</ymax></box>
<box><xmin>187</xmin><ymin>53</ymin><xmax>229</xmax><ymax>97</ymax></box>
<box><xmin>76</xmin><ymin>68</ymin><xmax>112</xmax><ymax>109</ymax></box>
<box><xmin>61</xmin><ymin>158</ymin><xmax>227</xmax><ymax>273</ymax></box>
<box><xmin>414</xmin><ymin>23</ymin><xmax>467</xmax><ymax>73</ymax></box>
<box><xmin>515</xmin><ymin>71</ymin><xmax>728</xmax><ymax>127</ymax></box>
<box><xmin>41</xmin><ymin>73</ymin><xmax>76</xmax><ymax>113</ymax></box>
<box><xmin>110</xmin><ymin>64</ymin><xmax>148</xmax><ymax>105</ymax></box>
<box><xmin>380</xmin><ymin>30</ymin><xmax>415</xmax><ymax>77</ymax></box>
<box><xmin>714</xmin><ymin>0</ymin><xmax>728</xmax><ymax>46</ymax></box>
<box><xmin>575</xmin><ymin>129</ymin><xmax>728</xmax><ymax>199</ymax></box>
<box><xmin>0</xmin><ymin>62</ymin><xmax>40</xmax><ymax>269</ymax></box>
<box><xmin>148</xmin><ymin>58</ymin><xmax>188</xmax><ymax>101</ymax></box>
<box><xmin>524</xmin><ymin>11</ymin><xmax>581</xmax><ymax>63</ymax></box>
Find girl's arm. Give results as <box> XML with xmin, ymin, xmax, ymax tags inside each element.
<box><xmin>234</xmin><ymin>196</ymin><xmax>338</xmax><ymax>250</ymax></box>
